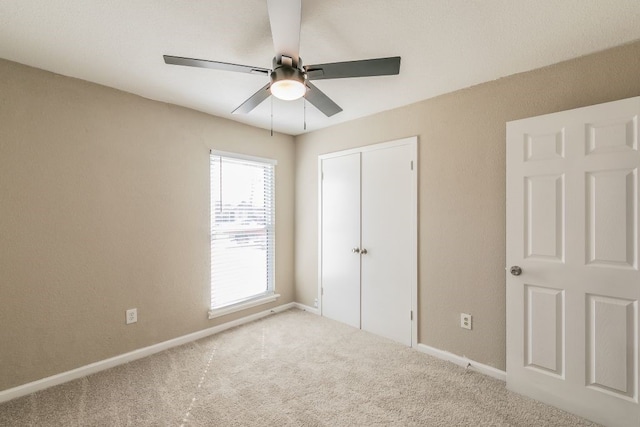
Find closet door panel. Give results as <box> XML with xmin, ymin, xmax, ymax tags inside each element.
<box><xmin>361</xmin><ymin>144</ymin><xmax>413</xmax><ymax>345</ymax></box>
<box><xmin>320</xmin><ymin>153</ymin><xmax>361</xmax><ymax>328</ymax></box>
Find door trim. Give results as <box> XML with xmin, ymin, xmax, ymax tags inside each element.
<box><xmin>318</xmin><ymin>136</ymin><xmax>418</xmax><ymax>347</ymax></box>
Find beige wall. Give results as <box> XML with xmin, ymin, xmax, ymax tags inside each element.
<box><xmin>295</xmin><ymin>41</ymin><xmax>640</xmax><ymax>370</ymax></box>
<box><xmin>0</xmin><ymin>59</ymin><xmax>295</xmax><ymax>391</ymax></box>
<box><xmin>3</xmin><ymin>40</ymin><xmax>640</xmax><ymax>392</ymax></box>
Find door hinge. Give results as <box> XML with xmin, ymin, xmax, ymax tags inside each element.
<box><xmin>321</xmin><ymin>287</ymin><xmax>324</xmax><ymax>296</ymax></box>
<box><xmin>410</xmin><ymin>310</ymin><xmax>413</xmax><ymax>321</ymax></box>
<box><xmin>410</xmin><ymin>160</ymin><xmax>414</xmax><ymax>171</ymax></box>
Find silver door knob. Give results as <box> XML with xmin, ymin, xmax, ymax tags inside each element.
<box><xmin>361</xmin><ymin>248</ymin><xmax>368</xmax><ymax>255</ymax></box>
<box><xmin>510</xmin><ymin>266</ymin><xmax>522</xmax><ymax>276</ymax></box>
<box><xmin>352</xmin><ymin>247</ymin><xmax>360</xmax><ymax>254</ymax></box>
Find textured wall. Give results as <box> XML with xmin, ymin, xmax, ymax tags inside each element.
<box><xmin>3</xmin><ymin>40</ymin><xmax>640</xmax><ymax>392</ymax></box>
<box><xmin>0</xmin><ymin>59</ymin><xmax>295</xmax><ymax>391</ymax></box>
<box><xmin>295</xmin><ymin>41</ymin><xmax>640</xmax><ymax>370</ymax></box>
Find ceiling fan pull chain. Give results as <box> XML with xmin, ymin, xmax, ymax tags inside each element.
<box><xmin>303</xmin><ymin>96</ymin><xmax>307</xmax><ymax>131</ymax></box>
<box><xmin>270</xmin><ymin>95</ymin><xmax>274</xmax><ymax>137</ymax></box>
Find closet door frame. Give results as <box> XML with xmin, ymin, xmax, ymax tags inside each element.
<box><xmin>318</xmin><ymin>136</ymin><xmax>418</xmax><ymax>347</ymax></box>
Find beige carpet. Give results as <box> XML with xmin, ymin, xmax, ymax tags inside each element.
<box><xmin>0</xmin><ymin>309</ymin><xmax>598</xmax><ymax>426</ymax></box>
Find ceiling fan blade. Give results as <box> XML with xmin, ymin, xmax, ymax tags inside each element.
<box><xmin>267</xmin><ymin>0</ymin><xmax>301</xmax><ymax>64</ymax></box>
<box><xmin>305</xmin><ymin>82</ymin><xmax>342</xmax><ymax>117</ymax></box>
<box><xmin>232</xmin><ymin>83</ymin><xmax>272</xmax><ymax>114</ymax></box>
<box><xmin>164</xmin><ymin>55</ymin><xmax>270</xmax><ymax>75</ymax></box>
<box><xmin>305</xmin><ymin>57</ymin><xmax>401</xmax><ymax>80</ymax></box>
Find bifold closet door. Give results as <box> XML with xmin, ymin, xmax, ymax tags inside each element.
<box><xmin>320</xmin><ymin>153</ymin><xmax>361</xmax><ymax>329</ymax></box>
<box><xmin>361</xmin><ymin>144</ymin><xmax>414</xmax><ymax>346</ymax></box>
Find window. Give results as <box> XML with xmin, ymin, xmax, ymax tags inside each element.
<box><xmin>209</xmin><ymin>151</ymin><xmax>277</xmax><ymax>318</ymax></box>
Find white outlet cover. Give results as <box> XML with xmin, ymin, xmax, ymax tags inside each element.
<box><xmin>460</xmin><ymin>313</ymin><xmax>472</xmax><ymax>330</ymax></box>
<box><xmin>126</xmin><ymin>308</ymin><xmax>137</xmax><ymax>324</ymax></box>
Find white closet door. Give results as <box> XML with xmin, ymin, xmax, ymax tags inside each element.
<box><xmin>506</xmin><ymin>96</ymin><xmax>640</xmax><ymax>427</ymax></box>
<box><xmin>321</xmin><ymin>153</ymin><xmax>361</xmax><ymax>329</ymax></box>
<box><xmin>361</xmin><ymin>144</ymin><xmax>415</xmax><ymax>346</ymax></box>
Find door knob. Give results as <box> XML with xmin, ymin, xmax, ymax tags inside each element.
<box><xmin>510</xmin><ymin>266</ymin><xmax>522</xmax><ymax>276</ymax></box>
<box><xmin>352</xmin><ymin>247</ymin><xmax>360</xmax><ymax>254</ymax></box>
<box><xmin>361</xmin><ymin>248</ymin><xmax>368</xmax><ymax>255</ymax></box>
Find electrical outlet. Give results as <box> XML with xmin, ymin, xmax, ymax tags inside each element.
<box><xmin>460</xmin><ymin>313</ymin><xmax>472</xmax><ymax>330</ymax></box>
<box><xmin>313</xmin><ymin>298</ymin><xmax>318</xmax><ymax>308</ymax></box>
<box><xmin>126</xmin><ymin>308</ymin><xmax>137</xmax><ymax>325</ymax></box>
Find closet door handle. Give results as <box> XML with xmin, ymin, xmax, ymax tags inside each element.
<box><xmin>361</xmin><ymin>248</ymin><xmax>368</xmax><ymax>255</ymax></box>
<box><xmin>351</xmin><ymin>247</ymin><xmax>360</xmax><ymax>254</ymax></box>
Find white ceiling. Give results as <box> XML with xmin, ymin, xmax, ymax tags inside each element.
<box><xmin>1</xmin><ymin>1</ymin><xmax>640</xmax><ymax>136</ymax></box>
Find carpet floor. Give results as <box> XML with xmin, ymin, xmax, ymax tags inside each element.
<box><xmin>0</xmin><ymin>308</ymin><xmax>599</xmax><ymax>426</ymax></box>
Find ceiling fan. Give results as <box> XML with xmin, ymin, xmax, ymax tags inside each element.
<box><xmin>163</xmin><ymin>0</ymin><xmax>401</xmax><ymax>118</ymax></box>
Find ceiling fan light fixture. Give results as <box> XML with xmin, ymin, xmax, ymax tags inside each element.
<box><xmin>270</xmin><ymin>66</ymin><xmax>306</xmax><ymax>101</ymax></box>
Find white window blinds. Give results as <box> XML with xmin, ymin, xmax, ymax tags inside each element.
<box><xmin>210</xmin><ymin>152</ymin><xmax>275</xmax><ymax>310</ymax></box>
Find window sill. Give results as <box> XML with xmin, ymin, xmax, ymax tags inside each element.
<box><xmin>208</xmin><ymin>293</ymin><xmax>280</xmax><ymax>319</ymax></box>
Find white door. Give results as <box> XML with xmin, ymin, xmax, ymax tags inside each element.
<box><xmin>319</xmin><ymin>137</ymin><xmax>417</xmax><ymax>346</ymax></box>
<box><xmin>361</xmin><ymin>144</ymin><xmax>415</xmax><ymax>346</ymax></box>
<box><xmin>506</xmin><ymin>97</ymin><xmax>640</xmax><ymax>427</ymax></box>
<box><xmin>320</xmin><ymin>153</ymin><xmax>361</xmax><ymax>329</ymax></box>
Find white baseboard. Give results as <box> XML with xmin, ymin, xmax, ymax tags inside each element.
<box><xmin>0</xmin><ymin>302</ymin><xmax>295</xmax><ymax>404</ymax></box>
<box><xmin>292</xmin><ymin>305</ymin><xmax>504</xmax><ymax>382</ymax></box>
<box><xmin>416</xmin><ymin>343</ymin><xmax>506</xmax><ymax>382</ymax></box>
<box><xmin>289</xmin><ymin>306</ymin><xmax>506</xmax><ymax>382</ymax></box>
<box><xmin>292</xmin><ymin>302</ymin><xmax>320</xmax><ymax>315</ymax></box>
<box><xmin>1</xmin><ymin>304</ymin><xmax>505</xmax><ymax>404</ymax></box>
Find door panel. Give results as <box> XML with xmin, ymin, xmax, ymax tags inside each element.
<box><xmin>320</xmin><ymin>153</ymin><xmax>361</xmax><ymax>329</ymax></box>
<box><xmin>506</xmin><ymin>96</ymin><xmax>640</xmax><ymax>427</ymax></box>
<box><xmin>586</xmin><ymin>168</ymin><xmax>636</xmax><ymax>268</ymax></box>
<box><xmin>524</xmin><ymin>174</ymin><xmax>564</xmax><ymax>261</ymax></box>
<box><xmin>524</xmin><ymin>285</ymin><xmax>564</xmax><ymax>376</ymax></box>
<box><xmin>586</xmin><ymin>294</ymin><xmax>637</xmax><ymax>399</ymax></box>
<box><xmin>360</xmin><ymin>144</ymin><xmax>414</xmax><ymax>346</ymax></box>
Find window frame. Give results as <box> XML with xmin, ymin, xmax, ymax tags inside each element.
<box><xmin>208</xmin><ymin>150</ymin><xmax>279</xmax><ymax>319</ymax></box>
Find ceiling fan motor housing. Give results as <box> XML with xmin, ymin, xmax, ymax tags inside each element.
<box><xmin>270</xmin><ymin>65</ymin><xmax>306</xmax><ymax>85</ymax></box>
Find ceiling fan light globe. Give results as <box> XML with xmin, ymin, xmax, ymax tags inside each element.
<box><xmin>271</xmin><ymin>79</ymin><xmax>306</xmax><ymax>100</ymax></box>
<box><xmin>270</xmin><ymin>65</ymin><xmax>307</xmax><ymax>101</ymax></box>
